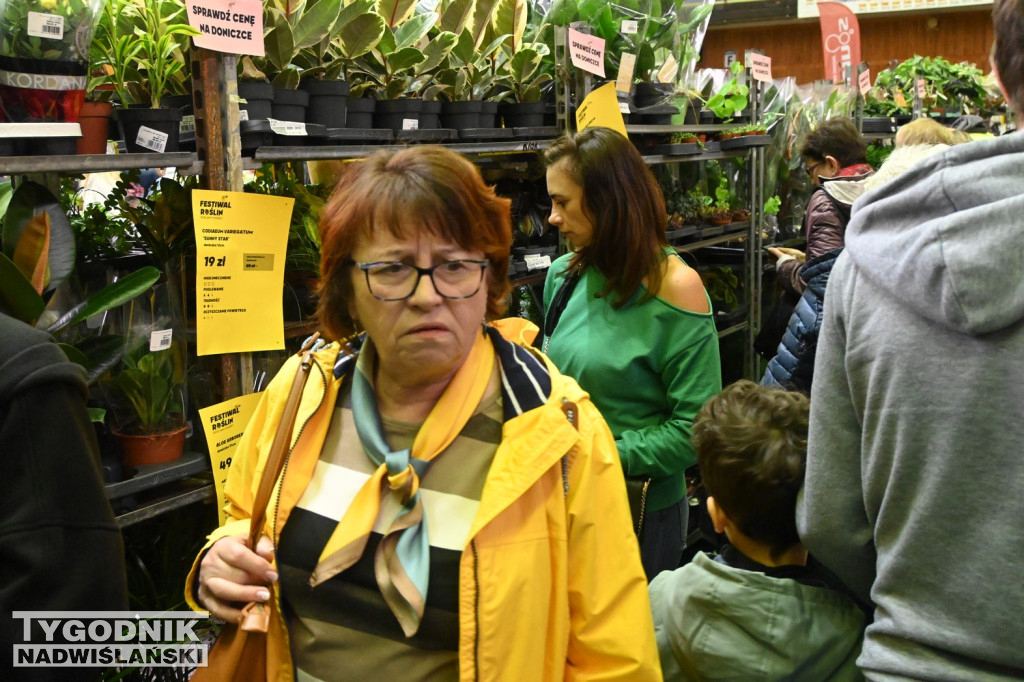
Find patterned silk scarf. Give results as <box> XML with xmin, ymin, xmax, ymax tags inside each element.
<box><xmin>309</xmin><ymin>330</ymin><xmax>495</xmax><ymax>637</ymax></box>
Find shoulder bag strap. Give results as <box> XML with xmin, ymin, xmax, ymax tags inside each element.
<box><xmin>247</xmin><ymin>332</ymin><xmax>321</xmax><ymax>549</ymax></box>
<box><xmin>534</xmin><ymin>268</ymin><xmax>581</xmax><ymax>351</ymax></box>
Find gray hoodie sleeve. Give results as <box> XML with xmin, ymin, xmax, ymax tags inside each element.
<box><xmin>797</xmin><ymin>253</ymin><xmax>876</xmax><ymax>604</ymax></box>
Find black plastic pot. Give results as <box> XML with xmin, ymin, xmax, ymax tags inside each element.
<box><xmin>499</xmin><ymin>101</ymin><xmax>547</xmax><ymax>128</ymax></box>
<box><xmin>633</xmin><ymin>82</ymin><xmax>674</xmax><ymax>109</ymax></box>
<box><xmin>238</xmin><ymin>81</ymin><xmax>273</xmax><ymax>120</ymax></box>
<box><xmin>479</xmin><ymin>101</ymin><xmax>499</xmax><ymax>129</ymax></box>
<box><xmin>346</xmin><ymin>97</ymin><xmax>376</xmax><ymax>129</ymax></box>
<box><xmin>302</xmin><ymin>79</ymin><xmax>349</xmax><ymax>128</ymax></box>
<box><xmin>419</xmin><ymin>100</ymin><xmax>442</xmax><ymax>129</ymax></box>
<box><xmin>373</xmin><ymin>98</ymin><xmax>422</xmax><ymax>132</ymax></box>
<box><xmin>271</xmin><ymin>87</ymin><xmax>309</xmax><ymax>123</ymax></box>
<box><xmin>441</xmin><ymin>100</ymin><xmax>482</xmax><ymax>130</ymax></box>
<box><xmin>116</xmin><ymin>107</ymin><xmax>183</xmax><ymax>153</ymax></box>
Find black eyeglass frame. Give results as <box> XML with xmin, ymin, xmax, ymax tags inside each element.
<box><xmin>352</xmin><ymin>259</ymin><xmax>490</xmax><ymax>301</ymax></box>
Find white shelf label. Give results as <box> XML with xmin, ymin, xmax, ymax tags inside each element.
<box><xmin>180</xmin><ymin>114</ymin><xmax>196</xmax><ymax>134</ymax></box>
<box><xmin>150</xmin><ymin>329</ymin><xmax>173</xmax><ymax>352</ymax></box>
<box><xmin>136</xmin><ymin>125</ymin><xmax>169</xmax><ymax>153</ymax></box>
<box><xmin>239</xmin><ymin>109</ymin><xmax>249</xmax><ymax>121</ymax></box>
<box><xmin>27</xmin><ymin>12</ymin><xmax>63</xmax><ymax>40</ymax></box>
<box><xmin>619</xmin><ymin>100</ymin><xmax>631</xmax><ymax>114</ymax></box>
<box><xmin>402</xmin><ymin>118</ymin><xmax>419</xmax><ymax>130</ymax></box>
<box><xmin>616</xmin><ymin>52</ymin><xmax>637</xmax><ymax>95</ymax></box>
<box><xmin>524</xmin><ymin>254</ymin><xmax>551</xmax><ymax>271</ymax></box>
<box><xmin>621</xmin><ymin>20</ymin><xmax>639</xmax><ymax>34</ymax></box>
<box><xmin>267</xmin><ymin>118</ymin><xmax>307</xmax><ymax>135</ymax></box>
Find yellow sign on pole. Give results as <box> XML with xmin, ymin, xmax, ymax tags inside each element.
<box><xmin>193</xmin><ymin>190</ymin><xmax>294</xmax><ymax>355</ymax></box>
<box><xmin>575</xmin><ymin>81</ymin><xmax>628</xmax><ymax>137</ymax></box>
<box><xmin>198</xmin><ymin>392</ymin><xmax>264</xmax><ymax>524</ymax></box>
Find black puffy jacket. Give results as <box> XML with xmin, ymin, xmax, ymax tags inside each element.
<box><xmin>761</xmin><ymin>248</ymin><xmax>843</xmax><ymax>394</ymax></box>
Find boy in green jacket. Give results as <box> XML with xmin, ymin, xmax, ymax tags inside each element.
<box><xmin>649</xmin><ymin>380</ymin><xmax>864</xmax><ymax>681</ymax></box>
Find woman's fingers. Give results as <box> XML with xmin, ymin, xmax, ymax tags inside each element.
<box><xmin>198</xmin><ymin>535</ymin><xmax>277</xmax><ymax>620</ymax></box>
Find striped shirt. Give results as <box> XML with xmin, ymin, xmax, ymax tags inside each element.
<box><xmin>277</xmin><ymin>380</ymin><xmax>503</xmax><ymax>681</ymax></box>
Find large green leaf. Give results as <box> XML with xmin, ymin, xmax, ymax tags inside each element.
<box><xmin>0</xmin><ymin>181</ymin><xmax>12</xmax><ymax>219</ymax></box>
<box><xmin>65</xmin><ymin>334</ymin><xmax>131</xmax><ymax>384</ymax></box>
<box><xmin>379</xmin><ymin>0</ymin><xmax>418</xmax><ymax>27</ymax></box>
<box><xmin>419</xmin><ymin>31</ymin><xmax>458</xmax><ymax>72</ymax></box>
<box><xmin>265</xmin><ymin>14</ymin><xmax>296</xmax><ymax>71</ymax></box>
<box><xmin>292</xmin><ymin>0</ymin><xmax>343</xmax><ymax>48</ymax></box>
<box><xmin>468</xmin><ymin>0</ymin><xmax>501</xmax><ymax>47</ymax></box>
<box><xmin>2</xmin><ymin>181</ymin><xmax>74</xmax><ymax>293</ymax></box>
<box><xmin>46</xmin><ymin>266</ymin><xmax>161</xmax><ymax>335</ymax></box>
<box><xmin>0</xmin><ymin>252</ymin><xmax>45</xmax><ymax>324</ymax></box>
<box><xmin>490</xmin><ymin>0</ymin><xmax>527</xmax><ymax>52</ymax></box>
<box><xmin>509</xmin><ymin>47</ymin><xmax>542</xmax><ymax>84</ymax></box>
<box><xmin>440</xmin><ymin>0</ymin><xmax>475</xmax><ymax>35</ymax></box>
<box><xmin>387</xmin><ymin>46</ymin><xmax>426</xmax><ymax>74</ymax></box>
<box><xmin>393</xmin><ymin>11</ymin><xmax>435</xmax><ymax>49</ymax></box>
<box><xmin>337</xmin><ymin>12</ymin><xmax>386</xmax><ymax>58</ymax></box>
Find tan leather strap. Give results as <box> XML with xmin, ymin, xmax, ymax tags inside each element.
<box><xmin>247</xmin><ymin>333</ymin><xmax>320</xmax><ymax>549</ymax></box>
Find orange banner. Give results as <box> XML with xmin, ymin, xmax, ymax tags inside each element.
<box><xmin>818</xmin><ymin>2</ymin><xmax>862</xmax><ymax>83</ymax></box>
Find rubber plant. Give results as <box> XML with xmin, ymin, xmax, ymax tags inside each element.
<box><xmin>0</xmin><ymin>180</ymin><xmax>160</xmax><ymax>387</ymax></box>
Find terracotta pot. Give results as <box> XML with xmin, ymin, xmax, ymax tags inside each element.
<box><xmin>77</xmin><ymin>101</ymin><xmax>112</xmax><ymax>154</ymax></box>
<box><xmin>115</xmin><ymin>424</ymin><xmax>187</xmax><ymax>471</ymax></box>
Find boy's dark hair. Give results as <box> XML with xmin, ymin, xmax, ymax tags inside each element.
<box><xmin>800</xmin><ymin>118</ymin><xmax>868</xmax><ymax>168</ymax></box>
<box><xmin>692</xmin><ymin>380</ymin><xmax>809</xmax><ymax>558</ymax></box>
<box><xmin>992</xmin><ymin>0</ymin><xmax>1024</xmax><ymax>115</ymax></box>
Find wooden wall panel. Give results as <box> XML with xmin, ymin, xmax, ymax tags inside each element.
<box><xmin>702</xmin><ymin>9</ymin><xmax>994</xmax><ymax>85</ymax></box>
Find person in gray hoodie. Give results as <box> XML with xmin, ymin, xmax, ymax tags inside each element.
<box><xmin>797</xmin><ymin>1</ymin><xmax>1024</xmax><ymax>678</ymax></box>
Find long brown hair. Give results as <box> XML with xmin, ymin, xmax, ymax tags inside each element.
<box><xmin>543</xmin><ymin>127</ymin><xmax>668</xmax><ymax>308</ymax></box>
<box><xmin>993</xmin><ymin>0</ymin><xmax>1024</xmax><ymax>114</ymax></box>
<box><xmin>317</xmin><ymin>146</ymin><xmax>512</xmax><ymax>341</ymax></box>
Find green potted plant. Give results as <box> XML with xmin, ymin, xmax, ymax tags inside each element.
<box><xmin>0</xmin><ymin>0</ymin><xmax>108</xmax><ymax>135</ymax></box>
<box><xmin>431</xmin><ymin>28</ymin><xmax>505</xmax><ymax>130</ymax></box>
<box><xmin>110</xmin><ymin>0</ymin><xmax>198</xmax><ymax>153</ymax></box>
<box><xmin>704</xmin><ymin>60</ymin><xmax>750</xmax><ymax>122</ymax></box>
<box><xmin>1</xmin><ymin>179</ymin><xmax>161</xmax><ymax>387</ymax></box>
<box><xmin>107</xmin><ymin>328</ymin><xmax>187</xmax><ymax>469</ymax></box>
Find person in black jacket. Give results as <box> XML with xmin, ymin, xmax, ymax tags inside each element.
<box><xmin>0</xmin><ymin>313</ymin><xmax>128</xmax><ymax>681</ymax></box>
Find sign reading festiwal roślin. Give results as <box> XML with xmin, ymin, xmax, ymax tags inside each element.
<box><xmin>193</xmin><ymin>189</ymin><xmax>293</xmax><ymax>355</ymax></box>
<box><xmin>198</xmin><ymin>391</ymin><xmax>263</xmax><ymax>524</ymax></box>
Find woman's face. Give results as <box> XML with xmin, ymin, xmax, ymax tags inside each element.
<box><xmin>349</xmin><ymin>228</ymin><xmax>489</xmax><ymax>392</ymax></box>
<box><xmin>546</xmin><ymin>160</ymin><xmax>594</xmax><ymax>250</ymax></box>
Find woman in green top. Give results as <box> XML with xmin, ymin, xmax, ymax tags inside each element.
<box><xmin>541</xmin><ymin>127</ymin><xmax>722</xmax><ymax>579</ymax></box>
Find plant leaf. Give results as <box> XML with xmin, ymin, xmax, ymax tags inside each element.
<box><xmin>2</xmin><ymin>181</ymin><xmax>74</xmax><ymax>293</ymax></box>
<box><xmin>46</xmin><ymin>266</ymin><xmax>161</xmax><ymax>335</ymax></box>
<box><xmin>419</xmin><ymin>31</ymin><xmax>458</xmax><ymax>72</ymax></box>
<box><xmin>265</xmin><ymin>15</ymin><xmax>296</xmax><ymax>71</ymax></box>
<box><xmin>292</xmin><ymin>0</ymin><xmax>343</xmax><ymax>48</ymax></box>
<box><xmin>336</xmin><ymin>12</ymin><xmax>386</xmax><ymax>59</ymax></box>
<box><xmin>387</xmin><ymin>46</ymin><xmax>427</xmax><ymax>73</ymax></box>
<box><xmin>440</xmin><ymin>0</ymin><xmax>475</xmax><ymax>35</ymax></box>
<box><xmin>468</xmin><ymin>0</ymin><xmax>501</xmax><ymax>47</ymax></box>
<box><xmin>490</xmin><ymin>0</ymin><xmax>527</xmax><ymax>51</ymax></box>
<box><xmin>70</xmin><ymin>334</ymin><xmax>131</xmax><ymax>384</ymax></box>
<box><xmin>393</xmin><ymin>11</ymin><xmax>435</xmax><ymax>49</ymax></box>
<box><xmin>11</xmin><ymin>212</ymin><xmax>50</xmax><ymax>294</ymax></box>
<box><xmin>378</xmin><ymin>0</ymin><xmax>418</xmax><ymax>28</ymax></box>
<box><xmin>0</xmin><ymin>252</ymin><xmax>45</xmax><ymax>324</ymax></box>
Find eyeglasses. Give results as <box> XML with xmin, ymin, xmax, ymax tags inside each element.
<box><xmin>805</xmin><ymin>160</ymin><xmax>823</xmax><ymax>176</ymax></box>
<box><xmin>353</xmin><ymin>259</ymin><xmax>489</xmax><ymax>301</ymax></box>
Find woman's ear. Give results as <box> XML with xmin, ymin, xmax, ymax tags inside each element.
<box><xmin>822</xmin><ymin>155</ymin><xmax>842</xmax><ymax>177</ymax></box>
<box><xmin>705</xmin><ymin>496</ymin><xmax>729</xmax><ymax>535</ymax></box>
